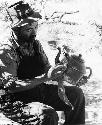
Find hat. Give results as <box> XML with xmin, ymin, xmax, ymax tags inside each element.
<box><xmin>12</xmin><ymin>17</ymin><xmax>38</xmax><ymax>37</ymax></box>
<box><xmin>12</xmin><ymin>17</ymin><xmax>37</xmax><ymax>28</ymax></box>
<box><xmin>9</xmin><ymin>1</ymin><xmax>42</xmax><ymax>20</ymax></box>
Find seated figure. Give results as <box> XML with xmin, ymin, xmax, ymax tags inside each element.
<box><xmin>0</xmin><ymin>1</ymin><xmax>92</xmax><ymax>125</ymax></box>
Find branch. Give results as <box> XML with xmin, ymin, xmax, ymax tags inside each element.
<box><xmin>39</xmin><ymin>10</ymin><xmax>79</xmax><ymax>25</ymax></box>
<box><xmin>59</xmin><ymin>10</ymin><xmax>79</xmax><ymax>22</ymax></box>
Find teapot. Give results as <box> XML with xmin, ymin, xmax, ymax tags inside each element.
<box><xmin>64</xmin><ymin>54</ymin><xmax>92</xmax><ymax>86</ymax></box>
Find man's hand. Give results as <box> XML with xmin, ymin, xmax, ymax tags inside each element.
<box><xmin>47</xmin><ymin>65</ymin><xmax>67</xmax><ymax>81</ymax></box>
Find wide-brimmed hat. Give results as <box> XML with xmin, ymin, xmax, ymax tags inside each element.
<box><xmin>12</xmin><ymin>17</ymin><xmax>38</xmax><ymax>36</ymax></box>
<box><xmin>12</xmin><ymin>17</ymin><xmax>37</xmax><ymax>28</ymax></box>
<box><xmin>10</xmin><ymin>1</ymin><xmax>42</xmax><ymax>35</ymax></box>
<box><xmin>9</xmin><ymin>1</ymin><xmax>42</xmax><ymax>20</ymax></box>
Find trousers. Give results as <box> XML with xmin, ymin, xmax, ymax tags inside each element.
<box><xmin>12</xmin><ymin>83</ymin><xmax>85</xmax><ymax>125</ymax></box>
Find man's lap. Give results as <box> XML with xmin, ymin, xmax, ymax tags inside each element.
<box><xmin>1</xmin><ymin>83</ymin><xmax>85</xmax><ymax>124</ymax></box>
<box><xmin>42</xmin><ymin>83</ymin><xmax>84</xmax><ymax>110</ymax></box>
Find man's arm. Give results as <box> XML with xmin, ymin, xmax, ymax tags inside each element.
<box><xmin>7</xmin><ymin>73</ymin><xmax>48</xmax><ymax>93</ymax></box>
<box><xmin>8</xmin><ymin>64</ymin><xmax>67</xmax><ymax>93</ymax></box>
<box><xmin>0</xmin><ymin>44</ymin><xmax>50</xmax><ymax>93</ymax></box>
<box><xmin>0</xmin><ymin>44</ymin><xmax>66</xmax><ymax>93</ymax></box>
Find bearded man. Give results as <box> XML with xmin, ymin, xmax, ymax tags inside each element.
<box><xmin>0</xmin><ymin>1</ymin><xmax>86</xmax><ymax>125</ymax></box>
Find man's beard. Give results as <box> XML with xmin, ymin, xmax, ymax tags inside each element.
<box><xmin>18</xmin><ymin>35</ymin><xmax>36</xmax><ymax>56</ymax></box>
<box><xmin>18</xmin><ymin>34</ymin><xmax>36</xmax><ymax>45</ymax></box>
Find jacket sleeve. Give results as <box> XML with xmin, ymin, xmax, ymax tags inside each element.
<box><xmin>0</xmin><ymin>44</ymin><xmax>18</xmax><ymax>87</ymax></box>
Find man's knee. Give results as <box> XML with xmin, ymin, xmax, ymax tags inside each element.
<box><xmin>64</xmin><ymin>87</ymin><xmax>85</xmax><ymax>124</ymax></box>
<box><xmin>73</xmin><ymin>87</ymin><xmax>85</xmax><ymax>100</ymax></box>
<box><xmin>65</xmin><ymin>86</ymin><xmax>85</xmax><ymax>105</ymax></box>
<box><xmin>42</xmin><ymin>105</ymin><xmax>59</xmax><ymax>125</ymax></box>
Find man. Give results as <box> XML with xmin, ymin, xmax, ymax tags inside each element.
<box><xmin>0</xmin><ymin>2</ymin><xmax>86</xmax><ymax>125</ymax></box>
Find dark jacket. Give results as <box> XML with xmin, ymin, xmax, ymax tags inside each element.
<box><xmin>16</xmin><ymin>40</ymin><xmax>50</xmax><ymax>79</ymax></box>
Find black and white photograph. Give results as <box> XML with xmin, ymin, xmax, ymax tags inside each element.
<box><xmin>0</xmin><ymin>0</ymin><xmax>102</xmax><ymax>124</ymax></box>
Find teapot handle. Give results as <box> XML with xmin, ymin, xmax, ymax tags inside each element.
<box><xmin>86</xmin><ymin>67</ymin><xmax>92</xmax><ymax>79</ymax></box>
<box><xmin>76</xmin><ymin>67</ymin><xmax>92</xmax><ymax>87</ymax></box>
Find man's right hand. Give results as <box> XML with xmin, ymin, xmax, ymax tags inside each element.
<box><xmin>47</xmin><ymin>65</ymin><xmax>67</xmax><ymax>81</ymax></box>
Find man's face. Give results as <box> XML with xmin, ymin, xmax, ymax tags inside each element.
<box><xmin>20</xmin><ymin>21</ymin><xmax>38</xmax><ymax>41</ymax></box>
